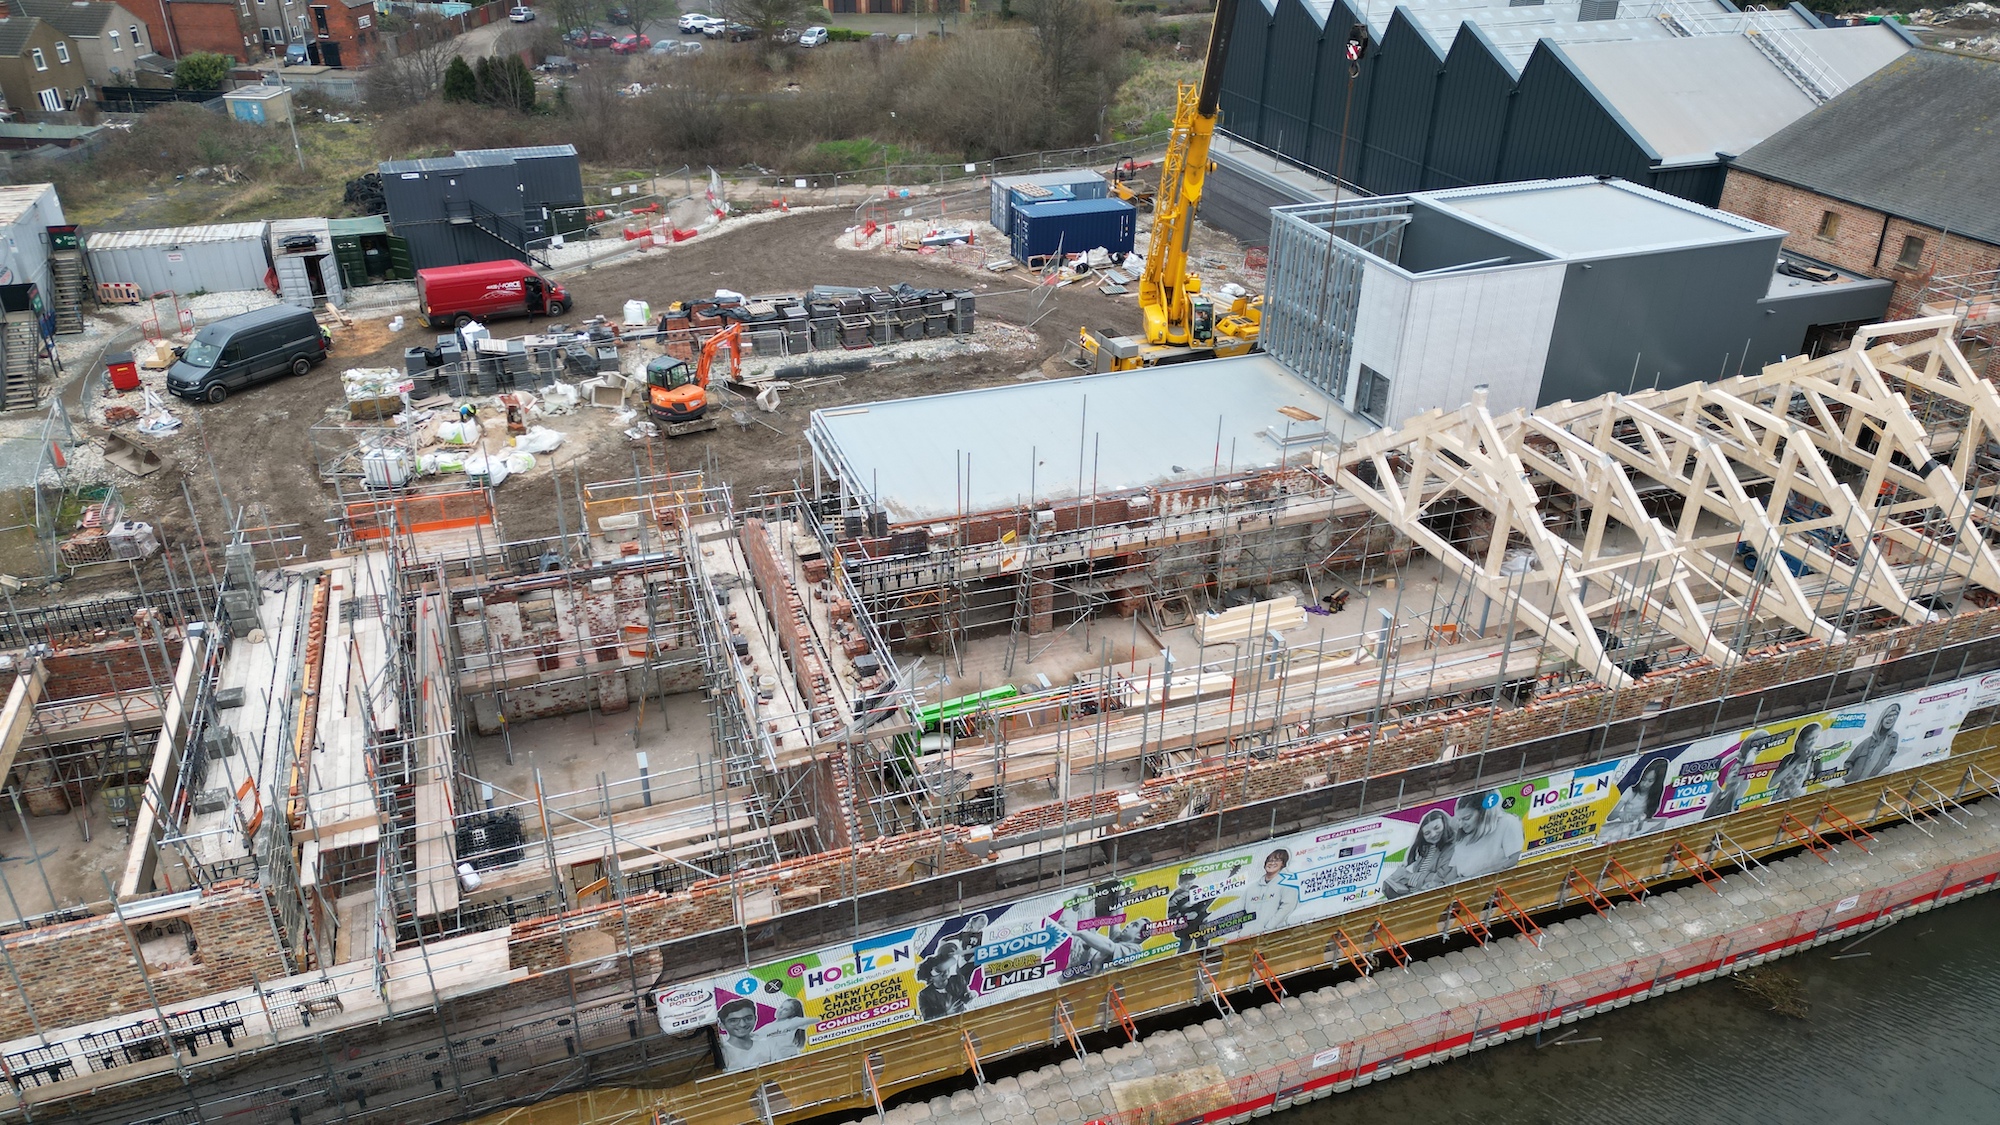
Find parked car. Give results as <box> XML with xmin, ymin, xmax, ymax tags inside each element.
<box><xmin>611</xmin><ymin>33</ymin><xmax>651</xmax><ymax>53</ymax></box>
<box><xmin>571</xmin><ymin>29</ymin><xmax>616</xmax><ymax>48</ymax></box>
<box><xmin>702</xmin><ymin>18</ymin><xmax>731</xmax><ymax>37</ymax></box>
<box><xmin>283</xmin><ymin>41</ymin><xmax>310</xmax><ymax>65</ymax></box>
<box><xmin>680</xmin><ymin>39</ymin><xmax>704</xmax><ymax>54</ymax></box>
<box><xmin>605</xmin><ymin>5</ymin><xmax>630</xmax><ymax>21</ymax></box>
<box><xmin>167</xmin><ymin>305</ymin><xmax>329</xmax><ymax>404</ymax></box>
<box><xmin>797</xmin><ymin>25</ymin><xmax>827</xmax><ymax>46</ymax></box>
<box><xmin>724</xmin><ymin>22</ymin><xmax>756</xmax><ymax>40</ymax></box>
<box><xmin>508</xmin><ymin>5</ymin><xmax>535</xmax><ymax>21</ymax></box>
<box><xmin>677</xmin><ymin>11</ymin><xmax>711</xmax><ymax>32</ymax></box>
<box><xmin>415</xmin><ymin>260</ymin><xmax>570</xmax><ymax>330</ymax></box>
<box><xmin>538</xmin><ymin>55</ymin><xmax>578</xmax><ymax>73</ymax></box>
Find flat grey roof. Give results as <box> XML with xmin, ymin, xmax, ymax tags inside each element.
<box><xmin>810</xmin><ymin>355</ymin><xmax>1356</xmax><ymax>523</ymax></box>
<box><xmin>1426</xmin><ymin>178</ymin><xmax>1773</xmax><ymax>257</ymax></box>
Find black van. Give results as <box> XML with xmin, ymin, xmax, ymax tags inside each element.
<box><xmin>166</xmin><ymin>305</ymin><xmax>329</xmax><ymax>403</ymax></box>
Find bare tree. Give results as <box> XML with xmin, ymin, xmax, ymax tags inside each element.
<box><xmin>734</xmin><ymin>0</ymin><xmax>805</xmax><ymax>41</ymax></box>
<box><xmin>547</xmin><ymin>0</ymin><xmax>599</xmax><ymax>32</ymax></box>
<box><xmin>1017</xmin><ymin>0</ymin><xmax>1121</xmax><ymax>115</ymax></box>
<box><xmin>365</xmin><ymin>15</ymin><xmax>459</xmax><ymax>108</ymax></box>
<box><xmin>611</xmin><ymin>0</ymin><xmax>674</xmax><ymax>35</ymax></box>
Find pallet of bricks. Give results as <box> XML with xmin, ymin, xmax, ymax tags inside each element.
<box><xmin>656</xmin><ymin>283</ymin><xmax>977</xmax><ymax>360</ymax></box>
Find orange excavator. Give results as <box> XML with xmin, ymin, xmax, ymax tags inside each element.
<box><xmin>645</xmin><ymin>321</ymin><xmax>740</xmax><ymax>436</ymax></box>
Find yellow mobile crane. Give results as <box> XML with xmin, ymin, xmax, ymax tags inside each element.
<box><xmin>1079</xmin><ymin>0</ymin><xmax>1260</xmax><ymax>372</ymax></box>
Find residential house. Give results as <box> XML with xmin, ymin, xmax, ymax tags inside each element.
<box><xmin>248</xmin><ymin>0</ymin><xmax>376</xmax><ymax>66</ymax></box>
<box><xmin>17</xmin><ymin>0</ymin><xmax>159</xmax><ymax>97</ymax></box>
<box><xmin>1721</xmin><ymin>49</ymin><xmax>2000</xmax><ymax>329</ymax></box>
<box><xmin>0</xmin><ymin>6</ymin><xmax>90</xmax><ymax>119</ymax></box>
<box><xmin>133</xmin><ymin>0</ymin><xmax>253</xmax><ymax>61</ymax></box>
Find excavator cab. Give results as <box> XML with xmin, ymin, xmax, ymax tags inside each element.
<box><xmin>646</xmin><ymin>356</ymin><xmax>705</xmax><ymax>422</ymax></box>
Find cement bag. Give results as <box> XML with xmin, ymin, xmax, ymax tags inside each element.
<box><xmin>504</xmin><ymin>451</ymin><xmax>538</xmax><ymax>475</ymax></box>
<box><xmin>514</xmin><ymin>426</ymin><xmax>565</xmax><ymax>454</ymax></box>
<box><xmin>464</xmin><ymin>452</ymin><xmax>509</xmax><ymax>487</ymax></box>
<box><xmin>438</xmin><ymin>420</ymin><xmax>480</xmax><ymax>446</ymax></box>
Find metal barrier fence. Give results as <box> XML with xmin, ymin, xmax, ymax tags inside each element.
<box><xmin>1095</xmin><ymin>847</ymin><xmax>2000</xmax><ymax>1125</ymax></box>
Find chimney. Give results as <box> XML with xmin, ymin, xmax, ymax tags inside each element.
<box><xmin>0</xmin><ymin>1</ymin><xmax>12</xmax><ymax>20</ymax></box>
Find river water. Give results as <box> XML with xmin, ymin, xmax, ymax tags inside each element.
<box><xmin>1285</xmin><ymin>891</ymin><xmax>2000</xmax><ymax>1125</ymax></box>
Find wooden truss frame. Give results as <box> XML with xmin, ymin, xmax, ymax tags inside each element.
<box><xmin>1322</xmin><ymin>317</ymin><xmax>2000</xmax><ymax>690</ymax></box>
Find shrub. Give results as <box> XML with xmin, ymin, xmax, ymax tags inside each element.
<box><xmin>173</xmin><ymin>52</ymin><xmax>231</xmax><ymax>91</ymax></box>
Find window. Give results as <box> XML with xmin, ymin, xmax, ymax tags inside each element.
<box><xmin>1816</xmin><ymin>210</ymin><xmax>1841</xmax><ymax>241</ymax></box>
<box><xmin>30</xmin><ymin>48</ymin><xmax>45</xmax><ymax>71</ymax></box>
<box><xmin>110</xmin><ymin>28</ymin><xmax>121</xmax><ymax>51</ymax></box>
<box><xmin>53</xmin><ymin>42</ymin><xmax>68</xmax><ymax>64</ymax></box>
<box><xmin>132</xmin><ymin>24</ymin><xmax>142</xmax><ymax>49</ymax></box>
<box><xmin>1356</xmin><ymin>365</ymin><xmax>1391</xmax><ymax>422</ymax></box>
<box><xmin>36</xmin><ymin>87</ymin><xmax>60</xmax><ymax>112</ymax></box>
<box><xmin>313</xmin><ymin>5</ymin><xmax>329</xmax><ymax>34</ymax></box>
<box><xmin>1896</xmin><ymin>235</ymin><xmax>1926</xmax><ymax>270</ymax></box>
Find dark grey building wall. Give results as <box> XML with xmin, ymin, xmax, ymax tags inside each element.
<box><xmin>1538</xmin><ymin>236</ymin><xmax>1786</xmax><ymax>405</ymax></box>
<box><xmin>1497</xmin><ymin>43</ymin><xmax>1657</xmax><ymax>187</ymax></box>
<box><xmin>1208</xmin><ymin>0</ymin><xmax>1758</xmax><ymax>211</ymax></box>
<box><xmin>1752</xmin><ymin>279</ymin><xmax>1894</xmax><ymax>364</ymax></box>
<box><xmin>1395</xmin><ymin>206</ymin><xmax>1547</xmax><ymax>273</ymax></box>
<box><xmin>1356</xmin><ymin>11</ymin><xmax>1445</xmax><ymax>194</ymax></box>
<box><xmin>1425</xmin><ymin>26</ymin><xmax>1516</xmax><ymax>191</ymax></box>
<box><xmin>380</xmin><ymin>151</ymin><xmax>584</xmax><ymax>270</ymax></box>
<box><xmin>1205</xmin><ymin>149</ymin><xmax>1327</xmax><ymax>246</ymax></box>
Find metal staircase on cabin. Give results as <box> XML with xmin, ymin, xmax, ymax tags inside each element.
<box><xmin>1</xmin><ymin>314</ymin><xmax>42</xmax><ymax>411</ymax></box>
<box><xmin>446</xmin><ymin>198</ymin><xmax>551</xmax><ymax>270</ymax></box>
<box><xmin>49</xmin><ymin>250</ymin><xmax>84</xmax><ymax>335</ymax></box>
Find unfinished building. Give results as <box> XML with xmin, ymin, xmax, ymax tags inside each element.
<box><xmin>3</xmin><ymin>317</ymin><xmax>2000</xmax><ymax>1125</ymax></box>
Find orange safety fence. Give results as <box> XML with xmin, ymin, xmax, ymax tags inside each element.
<box><xmin>1090</xmin><ymin>849</ymin><xmax>2000</xmax><ymax>1125</ymax></box>
<box><xmin>345</xmin><ymin>489</ymin><xmax>494</xmax><ymax>541</ymax></box>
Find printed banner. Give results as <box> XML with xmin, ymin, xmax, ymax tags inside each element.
<box><xmin>666</xmin><ymin>672</ymin><xmax>1981</xmax><ymax>1068</ymax></box>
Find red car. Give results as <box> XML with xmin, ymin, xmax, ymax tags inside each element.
<box><xmin>611</xmin><ymin>33</ymin><xmax>651</xmax><ymax>54</ymax></box>
<box><xmin>569</xmin><ymin>29</ymin><xmax>616</xmax><ymax>48</ymax></box>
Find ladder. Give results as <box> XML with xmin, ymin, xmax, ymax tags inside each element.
<box><xmin>0</xmin><ymin>314</ymin><xmax>41</xmax><ymax>411</ymax></box>
<box><xmin>49</xmin><ymin>250</ymin><xmax>85</xmax><ymax>335</ymax></box>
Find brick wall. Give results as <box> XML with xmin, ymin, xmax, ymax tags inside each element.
<box><xmin>0</xmin><ymin>637</ymin><xmax>185</xmax><ymax>702</ymax></box>
<box><xmin>0</xmin><ymin>883</ymin><xmax>289</xmax><ymax>1040</ymax></box>
<box><xmin>135</xmin><ymin>0</ymin><xmax>251</xmax><ymax>61</ymax></box>
<box><xmin>497</xmin><ymin>598</ymin><xmax>2000</xmax><ymax>977</ymax></box>
<box><xmin>1720</xmin><ymin>170</ymin><xmax>2000</xmax><ymax>318</ymax></box>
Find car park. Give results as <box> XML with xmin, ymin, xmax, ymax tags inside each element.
<box><xmin>797</xmin><ymin>25</ymin><xmax>827</xmax><ymax>46</ymax></box>
<box><xmin>611</xmin><ymin>33</ymin><xmax>651</xmax><ymax>53</ymax></box>
<box><xmin>508</xmin><ymin>5</ymin><xmax>535</xmax><ymax>21</ymax></box>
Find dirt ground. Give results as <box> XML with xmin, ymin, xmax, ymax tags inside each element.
<box><xmin>56</xmin><ymin>206</ymin><xmax>1177</xmax><ymax>600</ymax></box>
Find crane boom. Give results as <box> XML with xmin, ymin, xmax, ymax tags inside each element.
<box><xmin>1138</xmin><ymin>0</ymin><xmax>1238</xmax><ymax>348</ymax></box>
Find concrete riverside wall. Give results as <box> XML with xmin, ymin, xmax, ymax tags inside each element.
<box><xmin>842</xmin><ymin>804</ymin><xmax>2000</xmax><ymax>1125</ymax></box>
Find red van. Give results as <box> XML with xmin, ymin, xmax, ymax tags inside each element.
<box><xmin>415</xmin><ymin>260</ymin><xmax>570</xmax><ymax>328</ymax></box>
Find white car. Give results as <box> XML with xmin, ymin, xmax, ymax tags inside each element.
<box><xmin>508</xmin><ymin>5</ymin><xmax>535</xmax><ymax>21</ymax></box>
<box><xmin>677</xmin><ymin>11</ymin><xmax>709</xmax><ymax>32</ymax></box>
<box><xmin>798</xmin><ymin>25</ymin><xmax>827</xmax><ymax>47</ymax></box>
<box><xmin>691</xmin><ymin>14</ymin><xmax>726</xmax><ymax>35</ymax></box>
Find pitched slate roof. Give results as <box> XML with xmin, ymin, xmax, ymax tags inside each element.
<box><xmin>0</xmin><ymin>17</ymin><xmax>45</xmax><ymax>57</ymax></box>
<box><xmin>17</xmin><ymin>0</ymin><xmax>112</xmax><ymax>38</ymax></box>
<box><xmin>1731</xmin><ymin>48</ymin><xmax>2000</xmax><ymax>247</ymax></box>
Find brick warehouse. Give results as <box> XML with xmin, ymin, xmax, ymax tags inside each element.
<box><xmin>1721</xmin><ymin>48</ymin><xmax>2000</xmax><ymax>327</ymax></box>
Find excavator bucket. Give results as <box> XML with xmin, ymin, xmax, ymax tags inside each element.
<box><xmin>102</xmin><ymin>433</ymin><xmax>169</xmax><ymax>477</ymax></box>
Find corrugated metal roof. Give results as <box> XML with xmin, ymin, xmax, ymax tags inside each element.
<box><xmin>1563</xmin><ymin>26</ymin><xmax>1909</xmax><ymax>166</ymax></box>
<box><xmin>86</xmin><ymin>223</ymin><xmax>269</xmax><ymax>251</ymax></box>
<box><xmin>0</xmin><ymin>183</ymin><xmax>54</xmax><ymax>226</ymax></box>
<box><xmin>1732</xmin><ymin>48</ymin><xmax>2000</xmax><ymax>248</ymax></box>
<box><xmin>378</xmin><ymin>145</ymin><xmax>578</xmax><ymax>175</ymax></box>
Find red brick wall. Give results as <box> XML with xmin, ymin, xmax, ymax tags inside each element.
<box><xmin>0</xmin><ymin>883</ymin><xmax>289</xmax><ymax>1040</ymax></box>
<box><xmin>136</xmin><ymin>0</ymin><xmax>252</xmax><ymax>61</ymax></box>
<box><xmin>1721</xmin><ymin>170</ymin><xmax>2000</xmax><ymax>318</ymax></box>
<box><xmin>310</xmin><ymin>0</ymin><xmax>379</xmax><ymax>67</ymax></box>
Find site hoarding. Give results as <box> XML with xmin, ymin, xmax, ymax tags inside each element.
<box><xmin>665</xmin><ymin>672</ymin><xmax>1983</xmax><ymax>1069</ymax></box>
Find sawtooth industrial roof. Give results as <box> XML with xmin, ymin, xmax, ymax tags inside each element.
<box><xmin>1729</xmin><ymin>48</ymin><xmax>2000</xmax><ymax>248</ymax></box>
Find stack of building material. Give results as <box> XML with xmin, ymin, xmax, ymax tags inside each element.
<box><xmin>1191</xmin><ymin>596</ymin><xmax>1307</xmax><ymax>645</ymax></box>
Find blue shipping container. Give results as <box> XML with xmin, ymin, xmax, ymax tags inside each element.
<box><xmin>1008</xmin><ymin>183</ymin><xmax>1075</xmax><ymax>211</ymax></box>
<box><xmin>1011</xmin><ymin>198</ymin><xmax>1136</xmax><ymax>265</ymax></box>
<box><xmin>990</xmin><ymin>171</ymin><xmax>1110</xmax><ymax>235</ymax></box>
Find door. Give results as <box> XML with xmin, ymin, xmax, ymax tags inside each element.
<box><xmin>332</xmin><ymin>235</ymin><xmax>367</xmax><ymax>290</ymax></box>
<box><xmin>320</xmin><ymin>42</ymin><xmax>341</xmax><ymax>68</ymax></box>
<box><xmin>386</xmin><ymin>236</ymin><xmax>413</xmax><ymax>280</ymax></box>
<box><xmin>302</xmin><ymin>255</ymin><xmax>328</xmax><ymax>299</ymax></box>
<box><xmin>219</xmin><ymin>339</ymin><xmax>251</xmax><ymax>387</ymax></box>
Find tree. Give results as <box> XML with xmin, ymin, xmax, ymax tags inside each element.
<box><xmin>490</xmin><ymin>56</ymin><xmax>538</xmax><ymax>113</ymax></box>
<box><xmin>442</xmin><ymin>55</ymin><xmax>479</xmax><ymax>102</ymax></box>
<box><xmin>366</xmin><ymin>16</ymin><xmax>460</xmax><ymax>108</ymax></box>
<box><xmin>611</xmin><ymin>0</ymin><xmax>672</xmax><ymax>35</ymax></box>
<box><xmin>173</xmin><ymin>52</ymin><xmax>231</xmax><ymax>91</ymax></box>
<box><xmin>735</xmin><ymin>0</ymin><xmax>804</xmax><ymax>43</ymax></box>
<box><xmin>1017</xmin><ymin>0</ymin><xmax>1122</xmax><ymax>128</ymax></box>
<box><xmin>548</xmin><ymin>0</ymin><xmax>599</xmax><ymax>32</ymax></box>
